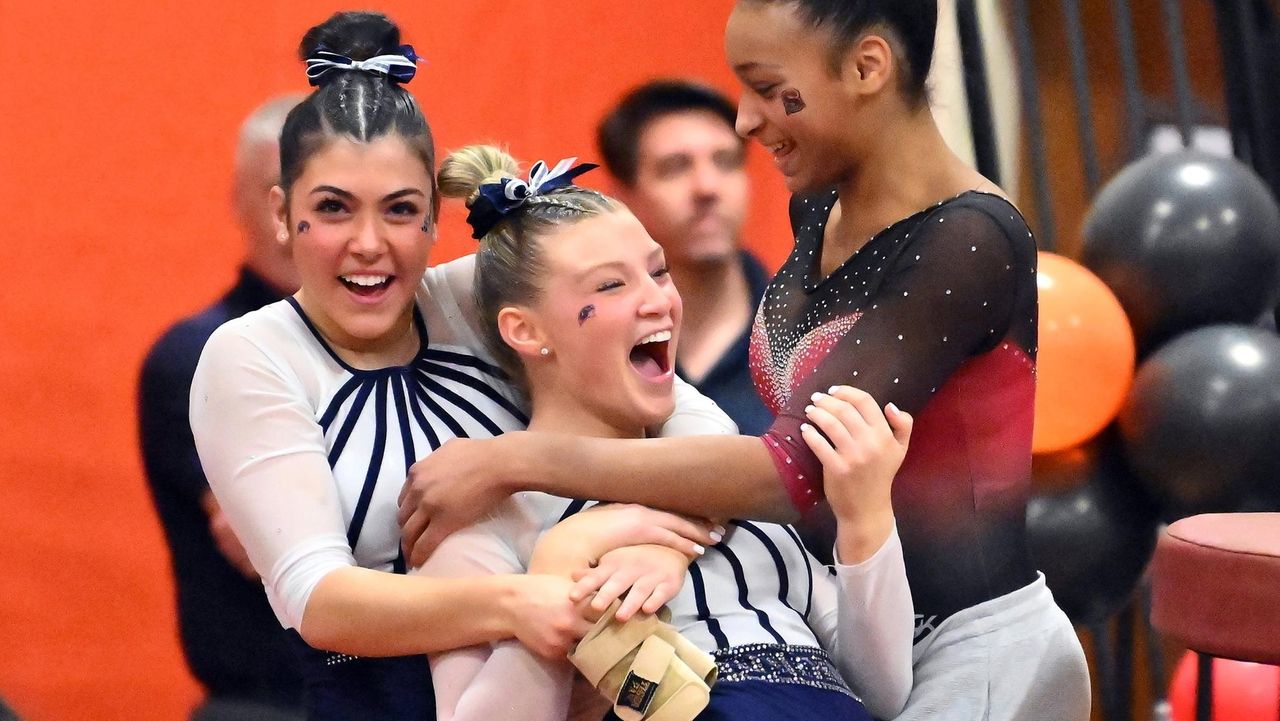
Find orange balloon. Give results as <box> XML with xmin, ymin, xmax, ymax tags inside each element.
<box><xmin>1033</xmin><ymin>252</ymin><xmax>1136</xmax><ymax>454</ymax></box>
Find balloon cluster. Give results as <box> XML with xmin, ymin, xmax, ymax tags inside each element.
<box><xmin>1028</xmin><ymin>150</ymin><xmax>1280</xmax><ymax>623</ymax></box>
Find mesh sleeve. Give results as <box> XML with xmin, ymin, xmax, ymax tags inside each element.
<box><xmin>190</xmin><ymin>323</ymin><xmax>355</xmax><ymax>628</ymax></box>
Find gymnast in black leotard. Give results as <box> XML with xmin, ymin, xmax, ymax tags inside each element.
<box><xmin>750</xmin><ymin>186</ymin><xmax>1091</xmax><ymax>719</ymax></box>
<box><xmin>756</xmin><ymin>189</ymin><xmax>1040</xmax><ymax>638</ymax></box>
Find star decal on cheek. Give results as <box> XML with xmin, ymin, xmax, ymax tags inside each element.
<box><xmin>782</xmin><ymin>88</ymin><xmax>806</xmax><ymax>115</ymax></box>
<box><xmin>577</xmin><ymin>305</ymin><xmax>596</xmax><ymax>326</ymax></box>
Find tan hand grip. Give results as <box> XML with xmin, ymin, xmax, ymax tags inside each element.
<box><xmin>569</xmin><ymin>601</ymin><xmax>717</xmax><ymax>721</ymax></box>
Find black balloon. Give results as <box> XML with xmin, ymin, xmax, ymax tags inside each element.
<box><xmin>1032</xmin><ymin>442</ymin><xmax>1101</xmax><ymax>494</ymax></box>
<box><xmin>1028</xmin><ymin>434</ymin><xmax>1159</xmax><ymax>624</ymax></box>
<box><xmin>1120</xmin><ymin>325</ymin><xmax>1280</xmax><ymax>517</ymax></box>
<box><xmin>1082</xmin><ymin>150</ymin><xmax>1280</xmax><ymax>354</ymax></box>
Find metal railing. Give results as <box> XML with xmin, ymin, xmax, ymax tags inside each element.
<box><xmin>961</xmin><ymin>0</ymin><xmax>1256</xmax><ymax>253</ymax></box>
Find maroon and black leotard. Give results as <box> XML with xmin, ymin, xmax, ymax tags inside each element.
<box><xmin>750</xmin><ymin>189</ymin><xmax>1040</xmax><ymax>640</ymax></box>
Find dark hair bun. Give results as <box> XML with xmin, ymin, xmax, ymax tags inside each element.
<box><xmin>299</xmin><ymin>11</ymin><xmax>401</xmax><ymax>62</ymax></box>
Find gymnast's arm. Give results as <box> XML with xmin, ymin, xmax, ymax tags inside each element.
<box><xmin>800</xmin><ymin>389</ymin><xmax>915</xmax><ymax>720</ymax></box>
<box><xmin>397</xmin><ymin>365</ymin><xmax>794</xmax><ymax>566</ymax></box>
<box><xmin>419</xmin><ymin>519</ymin><xmax>574</xmax><ymax>721</ymax></box>
<box><xmin>410</xmin><ymin>199</ymin><xmax>1019</xmax><ymax>537</ymax></box>
<box><xmin>804</xmin><ymin>529</ymin><xmax>914</xmax><ymax>720</ymax></box>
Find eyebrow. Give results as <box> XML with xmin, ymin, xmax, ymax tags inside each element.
<box><xmin>309</xmin><ymin>185</ymin><xmax>425</xmax><ymax>202</ymax></box>
<box><xmin>733</xmin><ymin>61</ymin><xmax>781</xmax><ymax>73</ymax></box>
<box><xmin>653</xmin><ymin>152</ymin><xmax>694</xmax><ymax>169</ymax></box>
<box><xmin>652</xmin><ymin>146</ymin><xmax>742</xmax><ymax>171</ymax></box>
<box><xmin>383</xmin><ymin>188</ymin><xmax>426</xmax><ymax>201</ymax></box>
<box><xmin>716</xmin><ymin>146</ymin><xmax>748</xmax><ymax>163</ymax></box>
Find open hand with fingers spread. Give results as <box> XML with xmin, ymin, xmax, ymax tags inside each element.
<box><xmin>801</xmin><ymin>386</ymin><xmax>913</xmax><ymax>563</ymax></box>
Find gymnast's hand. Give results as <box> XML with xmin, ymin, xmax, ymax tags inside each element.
<box><xmin>802</xmin><ymin>386</ymin><xmax>913</xmax><ymax>563</ymax></box>
<box><xmin>398</xmin><ymin>436</ymin><xmax>511</xmax><ymax>567</ymax></box>
<box><xmin>569</xmin><ymin>545</ymin><xmax>691</xmax><ymax>622</ymax></box>
<box><xmin>529</xmin><ymin>504</ymin><xmax>719</xmax><ymax>576</ymax></box>
<box><xmin>507</xmin><ymin>574</ymin><xmax>599</xmax><ymax>659</ymax></box>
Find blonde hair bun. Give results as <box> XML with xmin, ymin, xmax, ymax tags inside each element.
<box><xmin>438</xmin><ymin>145</ymin><xmax>521</xmax><ymax>205</ymax></box>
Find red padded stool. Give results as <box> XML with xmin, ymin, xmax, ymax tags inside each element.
<box><xmin>1151</xmin><ymin>513</ymin><xmax>1280</xmax><ymax>720</ymax></box>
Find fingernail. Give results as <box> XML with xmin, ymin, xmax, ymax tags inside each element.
<box><xmin>709</xmin><ymin>531</ymin><xmax>723</xmax><ymax>543</ymax></box>
<box><xmin>886</xmin><ymin>402</ymin><xmax>900</xmax><ymax>415</ymax></box>
<box><xmin>693</xmin><ymin>543</ymin><xmax>706</xmax><ymax>555</ymax></box>
<box><xmin>714</xmin><ymin>524</ymin><xmax>727</xmax><ymax>537</ymax></box>
<box><xmin>810</xmin><ymin>392</ymin><xmax>826</xmax><ymax>402</ymax></box>
<box><xmin>828</xmin><ymin>386</ymin><xmax>840</xmax><ymax>394</ymax></box>
<box><xmin>800</xmin><ymin>423</ymin><xmax>814</xmax><ymax>433</ymax></box>
<box><xmin>805</xmin><ymin>404</ymin><xmax>817</xmax><ymax>415</ymax></box>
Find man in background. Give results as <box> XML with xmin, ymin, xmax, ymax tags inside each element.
<box><xmin>139</xmin><ymin>95</ymin><xmax>304</xmax><ymax>721</ymax></box>
<box><xmin>598</xmin><ymin>80</ymin><xmax>773</xmax><ymax>434</ymax></box>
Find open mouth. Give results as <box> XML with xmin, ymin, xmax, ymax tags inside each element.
<box><xmin>629</xmin><ymin>330</ymin><xmax>673</xmax><ymax>380</ymax></box>
<box><xmin>766</xmin><ymin>140</ymin><xmax>794</xmax><ymax>160</ymax></box>
<box><xmin>339</xmin><ymin>274</ymin><xmax>394</xmax><ymax>297</ymax></box>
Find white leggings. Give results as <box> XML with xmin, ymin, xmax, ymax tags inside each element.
<box><xmin>891</xmin><ymin>573</ymin><xmax>1091</xmax><ymax>721</ymax></box>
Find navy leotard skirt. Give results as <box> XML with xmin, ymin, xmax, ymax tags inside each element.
<box><xmin>287</xmin><ymin>632</ymin><xmax>435</xmax><ymax>721</ymax></box>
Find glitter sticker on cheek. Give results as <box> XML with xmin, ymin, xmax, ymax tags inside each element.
<box><xmin>421</xmin><ymin>218</ymin><xmax>431</xmax><ymax>234</ymax></box>
<box><xmin>297</xmin><ymin>220</ymin><xmax>310</xmax><ymax>234</ymax></box>
<box><xmin>578</xmin><ymin>305</ymin><xmax>596</xmax><ymax>326</ymax></box>
<box><xmin>781</xmin><ymin>88</ymin><xmax>806</xmax><ymax>115</ymax></box>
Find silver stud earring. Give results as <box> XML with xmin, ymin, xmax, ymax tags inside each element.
<box><xmin>278</xmin><ymin>230</ymin><xmax>288</xmax><ymax>242</ymax></box>
<box><xmin>540</xmin><ymin>347</ymin><xmax>551</xmax><ymax>356</ymax></box>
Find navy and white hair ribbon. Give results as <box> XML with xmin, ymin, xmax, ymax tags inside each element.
<box><xmin>465</xmin><ymin>158</ymin><xmax>599</xmax><ymax>239</ymax></box>
<box><xmin>306</xmin><ymin>44</ymin><xmax>421</xmax><ymax>86</ymax></box>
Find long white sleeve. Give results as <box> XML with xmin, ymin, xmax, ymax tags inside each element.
<box><xmin>806</xmin><ymin>526</ymin><xmax>914</xmax><ymax>720</ymax></box>
<box><xmin>189</xmin><ymin>321</ymin><xmax>356</xmax><ymax>630</ymax></box>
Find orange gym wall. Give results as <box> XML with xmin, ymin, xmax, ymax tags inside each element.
<box><xmin>0</xmin><ymin>3</ymin><xmax>792</xmax><ymax>719</ymax></box>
